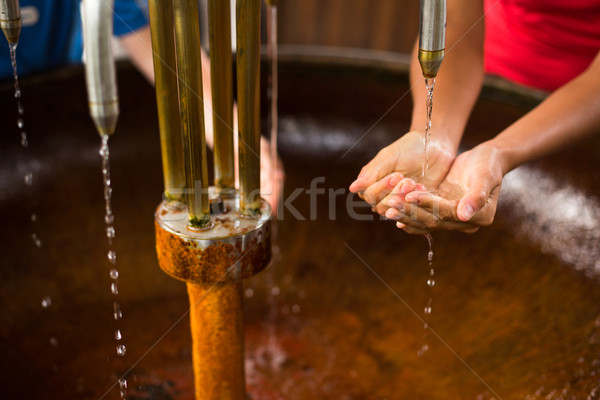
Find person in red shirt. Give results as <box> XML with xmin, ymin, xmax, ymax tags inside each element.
<box><xmin>349</xmin><ymin>0</ymin><xmax>600</xmax><ymax>234</ymax></box>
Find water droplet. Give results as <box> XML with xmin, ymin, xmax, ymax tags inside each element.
<box><xmin>115</xmin><ymin>329</ymin><xmax>122</xmax><ymax>340</ymax></box>
<box><xmin>429</xmin><ymin>268</ymin><xmax>434</xmax><ymax>276</ymax></box>
<box><xmin>105</xmin><ymin>213</ymin><xmax>114</xmax><ymax>225</ymax></box>
<box><xmin>427</xmin><ymin>251</ymin><xmax>433</xmax><ymax>262</ymax></box>
<box><xmin>17</xmin><ymin>102</ymin><xmax>24</xmax><ymax>115</ymax></box>
<box><xmin>14</xmin><ymin>88</ymin><xmax>21</xmax><ymax>99</ymax></box>
<box><xmin>106</xmin><ymin>226</ymin><xmax>115</xmax><ymax>239</ymax></box>
<box><xmin>49</xmin><ymin>337</ymin><xmax>59</xmax><ymax>347</ymax></box>
<box><xmin>116</xmin><ymin>344</ymin><xmax>126</xmax><ymax>356</ymax></box>
<box><xmin>111</xmin><ymin>282</ymin><xmax>118</xmax><ymax>295</ymax></box>
<box><xmin>271</xmin><ymin>286</ymin><xmax>280</xmax><ymax>296</ymax></box>
<box><xmin>110</xmin><ymin>269</ymin><xmax>119</xmax><ymax>279</ymax></box>
<box><xmin>118</xmin><ymin>378</ymin><xmax>128</xmax><ymax>389</ymax></box>
<box><xmin>20</xmin><ymin>132</ymin><xmax>28</xmax><ymax>147</ymax></box>
<box><xmin>417</xmin><ymin>344</ymin><xmax>429</xmax><ymax>356</ymax></box>
<box><xmin>244</xmin><ymin>288</ymin><xmax>254</xmax><ymax>298</ymax></box>
<box><xmin>107</xmin><ymin>250</ymin><xmax>116</xmax><ymax>264</ymax></box>
<box><xmin>24</xmin><ymin>172</ymin><xmax>32</xmax><ymax>186</ymax></box>
<box><xmin>30</xmin><ymin>213</ymin><xmax>37</xmax><ymax>222</ymax></box>
<box><xmin>41</xmin><ymin>296</ymin><xmax>52</xmax><ymax>308</ymax></box>
<box><xmin>424</xmin><ymin>306</ymin><xmax>432</xmax><ymax>314</ymax></box>
<box><xmin>291</xmin><ymin>304</ymin><xmax>301</xmax><ymax>314</ymax></box>
<box><xmin>113</xmin><ymin>302</ymin><xmax>123</xmax><ymax>320</ymax></box>
<box><xmin>427</xmin><ymin>279</ymin><xmax>435</xmax><ymax>287</ymax></box>
<box><xmin>32</xmin><ymin>233</ymin><xmax>42</xmax><ymax>248</ymax></box>
<box><xmin>17</xmin><ymin>118</ymin><xmax>24</xmax><ymax>129</ymax></box>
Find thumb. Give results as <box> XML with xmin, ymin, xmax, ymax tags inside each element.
<box><xmin>350</xmin><ymin>148</ymin><xmax>397</xmax><ymax>193</ymax></box>
<box><xmin>456</xmin><ymin>178</ymin><xmax>492</xmax><ymax>222</ymax></box>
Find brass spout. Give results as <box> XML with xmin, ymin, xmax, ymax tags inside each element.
<box><xmin>0</xmin><ymin>0</ymin><xmax>20</xmax><ymax>44</ymax></box>
<box><xmin>236</xmin><ymin>0</ymin><xmax>261</xmax><ymax>216</ymax></box>
<box><xmin>172</xmin><ymin>0</ymin><xmax>210</xmax><ymax>228</ymax></box>
<box><xmin>82</xmin><ymin>0</ymin><xmax>119</xmax><ymax>136</ymax></box>
<box><xmin>208</xmin><ymin>0</ymin><xmax>235</xmax><ymax>193</ymax></box>
<box><xmin>418</xmin><ymin>0</ymin><xmax>446</xmax><ymax>79</ymax></box>
<box><xmin>148</xmin><ymin>0</ymin><xmax>185</xmax><ymax>202</ymax></box>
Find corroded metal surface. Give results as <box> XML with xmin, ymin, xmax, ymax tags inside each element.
<box><xmin>187</xmin><ymin>282</ymin><xmax>245</xmax><ymax>400</ymax></box>
<box><xmin>154</xmin><ymin>195</ymin><xmax>271</xmax><ymax>284</ymax></box>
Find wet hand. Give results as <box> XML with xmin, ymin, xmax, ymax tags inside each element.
<box><xmin>349</xmin><ymin>131</ymin><xmax>455</xmax><ymax>210</ymax></box>
<box><xmin>384</xmin><ymin>143</ymin><xmax>504</xmax><ymax>234</ymax></box>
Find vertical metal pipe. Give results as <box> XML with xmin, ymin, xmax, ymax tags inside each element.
<box><xmin>82</xmin><ymin>0</ymin><xmax>119</xmax><ymax>136</ymax></box>
<box><xmin>236</xmin><ymin>0</ymin><xmax>261</xmax><ymax>216</ymax></box>
<box><xmin>418</xmin><ymin>0</ymin><xmax>446</xmax><ymax>78</ymax></box>
<box><xmin>172</xmin><ymin>0</ymin><xmax>210</xmax><ymax>228</ymax></box>
<box><xmin>148</xmin><ymin>0</ymin><xmax>185</xmax><ymax>202</ymax></box>
<box><xmin>187</xmin><ymin>282</ymin><xmax>246</xmax><ymax>400</ymax></box>
<box><xmin>0</xmin><ymin>0</ymin><xmax>20</xmax><ymax>44</ymax></box>
<box><xmin>207</xmin><ymin>0</ymin><xmax>235</xmax><ymax>193</ymax></box>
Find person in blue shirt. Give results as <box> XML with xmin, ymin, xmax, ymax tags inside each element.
<box><xmin>0</xmin><ymin>0</ymin><xmax>152</xmax><ymax>80</ymax></box>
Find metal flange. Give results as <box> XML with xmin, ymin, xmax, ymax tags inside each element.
<box><xmin>155</xmin><ymin>189</ymin><xmax>271</xmax><ymax>284</ymax></box>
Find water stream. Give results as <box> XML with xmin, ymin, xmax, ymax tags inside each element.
<box><xmin>421</xmin><ymin>78</ymin><xmax>435</xmax><ymax>180</ymax></box>
<box><xmin>99</xmin><ymin>135</ymin><xmax>128</xmax><ymax>399</ymax></box>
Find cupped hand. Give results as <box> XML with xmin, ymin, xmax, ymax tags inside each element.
<box><xmin>383</xmin><ymin>142</ymin><xmax>505</xmax><ymax>234</ymax></box>
<box><xmin>349</xmin><ymin>131</ymin><xmax>455</xmax><ymax>211</ymax></box>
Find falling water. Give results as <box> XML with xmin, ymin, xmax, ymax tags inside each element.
<box><xmin>421</xmin><ymin>78</ymin><xmax>435</xmax><ymax>181</ymax></box>
<box><xmin>10</xmin><ymin>43</ymin><xmax>42</xmax><ymax>250</ymax></box>
<box><xmin>99</xmin><ymin>135</ymin><xmax>128</xmax><ymax>399</ymax></box>
<box><xmin>418</xmin><ymin>233</ymin><xmax>435</xmax><ymax>356</ymax></box>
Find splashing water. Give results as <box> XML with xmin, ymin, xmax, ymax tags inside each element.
<box><xmin>422</xmin><ymin>78</ymin><xmax>435</xmax><ymax>181</ymax></box>
<box><xmin>99</xmin><ymin>135</ymin><xmax>128</xmax><ymax>398</ymax></box>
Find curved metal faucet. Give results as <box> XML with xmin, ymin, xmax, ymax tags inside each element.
<box><xmin>0</xmin><ymin>0</ymin><xmax>20</xmax><ymax>44</ymax></box>
<box><xmin>419</xmin><ymin>0</ymin><xmax>446</xmax><ymax>78</ymax></box>
<box><xmin>82</xmin><ymin>0</ymin><xmax>119</xmax><ymax>136</ymax></box>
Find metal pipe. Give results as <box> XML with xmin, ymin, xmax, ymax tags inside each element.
<box><xmin>0</xmin><ymin>0</ymin><xmax>20</xmax><ymax>44</ymax></box>
<box><xmin>418</xmin><ymin>0</ymin><xmax>446</xmax><ymax>78</ymax></box>
<box><xmin>187</xmin><ymin>282</ymin><xmax>245</xmax><ymax>400</ymax></box>
<box><xmin>236</xmin><ymin>0</ymin><xmax>261</xmax><ymax>216</ymax></box>
<box><xmin>207</xmin><ymin>0</ymin><xmax>235</xmax><ymax>193</ymax></box>
<box><xmin>172</xmin><ymin>0</ymin><xmax>210</xmax><ymax>228</ymax></box>
<box><xmin>82</xmin><ymin>0</ymin><xmax>119</xmax><ymax>136</ymax></box>
<box><xmin>148</xmin><ymin>0</ymin><xmax>185</xmax><ymax>203</ymax></box>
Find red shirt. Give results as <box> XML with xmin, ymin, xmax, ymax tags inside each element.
<box><xmin>484</xmin><ymin>0</ymin><xmax>600</xmax><ymax>92</ymax></box>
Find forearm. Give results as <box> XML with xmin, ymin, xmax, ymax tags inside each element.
<box><xmin>490</xmin><ymin>52</ymin><xmax>600</xmax><ymax>175</ymax></box>
<box><xmin>409</xmin><ymin>0</ymin><xmax>485</xmax><ymax>155</ymax></box>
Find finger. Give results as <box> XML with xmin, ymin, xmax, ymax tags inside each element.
<box><xmin>456</xmin><ymin>178</ymin><xmax>494</xmax><ymax>222</ymax></box>
<box><xmin>384</xmin><ymin>207</ymin><xmax>429</xmax><ymax>230</ymax></box>
<box><xmin>359</xmin><ymin>172</ymin><xmax>403</xmax><ymax>206</ymax></box>
<box><xmin>388</xmin><ymin>200</ymin><xmax>480</xmax><ymax>233</ymax></box>
<box><xmin>396</xmin><ymin>222</ymin><xmax>430</xmax><ymax>235</ymax></box>
<box><xmin>349</xmin><ymin>147</ymin><xmax>398</xmax><ymax>192</ymax></box>
<box><xmin>374</xmin><ymin>178</ymin><xmax>417</xmax><ymax>215</ymax></box>
<box><xmin>404</xmin><ymin>190</ymin><xmax>458</xmax><ymax>221</ymax></box>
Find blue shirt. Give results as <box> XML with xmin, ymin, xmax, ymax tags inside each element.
<box><xmin>0</xmin><ymin>0</ymin><xmax>148</xmax><ymax>80</ymax></box>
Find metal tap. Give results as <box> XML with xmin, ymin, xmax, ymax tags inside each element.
<box><xmin>418</xmin><ymin>0</ymin><xmax>446</xmax><ymax>78</ymax></box>
<box><xmin>82</xmin><ymin>0</ymin><xmax>119</xmax><ymax>136</ymax></box>
<box><xmin>0</xmin><ymin>0</ymin><xmax>20</xmax><ymax>44</ymax></box>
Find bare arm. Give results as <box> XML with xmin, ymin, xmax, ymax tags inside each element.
<box><xmin>490</xmin><ymin>51</ymin><xmax>600</xmax><ymax>176</ymax></box>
